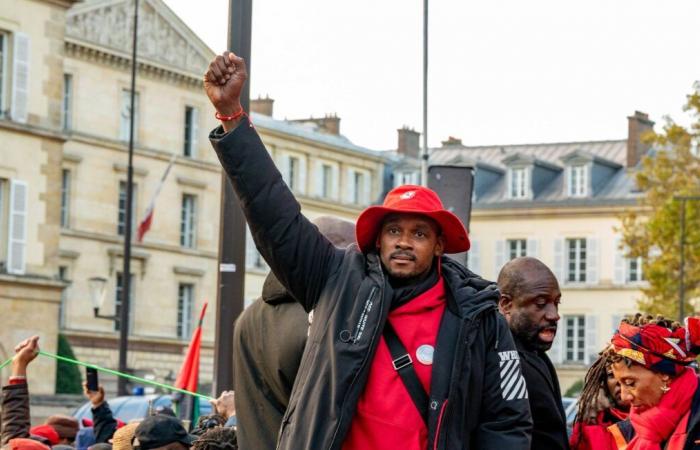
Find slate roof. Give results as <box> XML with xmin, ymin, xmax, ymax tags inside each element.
<box><xmin>392</xmin><ymin>139</ymin><xmax>642</xmax><ymax>208</ymax></box>
<box><xmin>251</xmin><ymin>113</ymin><xmax>387</xmax><ymax>161</ymax></box>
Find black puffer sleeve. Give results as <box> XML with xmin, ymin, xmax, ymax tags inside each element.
<box><xmin>210</xmin><ymin>120</ymin><xmax>344</xmax><ymax>312</ymax></box>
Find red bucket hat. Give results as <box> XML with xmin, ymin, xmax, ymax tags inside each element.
<box><xmin>356</xmin><ymin>184</ymin><xmax>470</xmax><ymax>254</ymax></box>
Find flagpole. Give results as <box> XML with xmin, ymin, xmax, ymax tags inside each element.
<box><xmin>118</xmin><ymin>0</ymin><xmax>139</xmax><ymax>396</ymax></box>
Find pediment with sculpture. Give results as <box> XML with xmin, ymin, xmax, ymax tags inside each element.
<box><xmin>66</xmin><ymin>0</ymin><xmax>214</xmax><ymax>77</ymax></box>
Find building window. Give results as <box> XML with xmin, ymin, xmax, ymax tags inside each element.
<box><xmin>60</xmin><ymin>169</ymin><xmax>71</xmax><ymax>229</ymax></box>
<box><xmin>58</xmin><ymin>266</ymin><xmax>69</xmax><ymax>328</ymax></box>
<box><xmin>0</xmin><ymin>179</ymin><xmax>5</xmax><ymax>262</ymax></box>
<box><xmin>117</xmin><ymin>181</ymin><xmax>137</xmax><ymax>236</ymax></box>
<box><xmin>568</xmin><ymin>164</ymin><xmax>587</xmax><ymax>197</ymax></box>
<box><xmin>177</xmin><ymin>283</ymin><xmax>194</xmax><ymax>339</ymax></box>
<box><xmin>394</xmin><ymin>171</ymin><xmax>418</xmax><ymax>187</ymax></box>
<box><xmin>119</xmin><ymin>89</ymin><xmax>139</xmax><ymax>142</ymax></box>
<box><xmin>564</xmin><ymin>315</ymin><xmax>586</xmax><ymax>363</ymax></box>
<box><xmin>114</xmin><ymin>272</ymin><xmax>134</xmax><ymax>333</ymax></box>
<box><xmin>0</xmin><ymin>33</ymin><xmax>6</xmax><ymax>115</ymax></box>
<box><xmin>508</xmin><ymin>239</ymin><xmax>527</xmax><ymax>260</ymax></box>
<box><xmin>352</xmin><ymin>171</ymin><xmax>364</xmax><ymax>204</ymax></box>
<box><xmin>180</xmin><ymin>194</ymin><xmax>197</xmax><ymax>248</ymax></box>
<box><xmin>567</xmin><ymin>238</ymin><xmax>587</xmax><ymax>283</ymax></box>
<box><xmin>245</xmin><ymin>226</ymin><xmax>268</xmax><ymax>270</ymax></box>
<box><xmin>183</xmin><ymin>106</ymin><xmax>198</xmax><ymax>157</ymax></box>
<box><xmin>627</xmin><ymin>257</ymin><xmax>645</xmax><ymax>283</ymax></box>
<box><xmin>62</xmin><ymin>74</ymin><xmax>73</xmax><ymax>130</ymax></box>
<box><xmin>321</xmin><ymin>164</ymin><xmax>332</xmax><ymax>198</ymax></box>
<box><xmin>288</xmin><ymin>156</ymin><xmax>299</xmax><ymax>191</ymax></box>
<box><xmin>509</xmin><ymin>168</ymin><xmax>527</xmax><ymax>199</ymax></box>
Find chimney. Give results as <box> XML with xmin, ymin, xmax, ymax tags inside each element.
<box><xmin>289</xmin><ymin>114</ymin><xmax>341</xmax><ymax>135</ymax></box>
<box><xmin>441</xmin><ymin>136</ymin><xmax>462</xmax><ymax>147</ymax></box>
<box><xmin>251</xmin><ymin>95</ymin><xmax>274</xmax><ymax>116</ymax></box>
<box><xmin>397</xmin><ymin>126</ymin><xmax>420</xmax><ymax>158</ymax></box>
<box><xmin>627</xmin><ymin>111</ymin><xmax>655</xmax><ymax>167</ymax></box>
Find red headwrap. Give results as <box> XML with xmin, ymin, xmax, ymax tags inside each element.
<box><xmin>611</xmin><ymin>317</ymin><xmax>700</xmax><ymax>376</ymax></box>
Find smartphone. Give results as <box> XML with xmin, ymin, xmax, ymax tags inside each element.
<box><xmin>86</xmin><ymin>367</ymin><xmax>99</xmax><ymax>391</ymax></box>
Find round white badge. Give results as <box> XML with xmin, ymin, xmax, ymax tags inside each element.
<box><xmin>416</xmin><ymin>344</ymin><xmax>434</xmax><ymax>365</ymax></box>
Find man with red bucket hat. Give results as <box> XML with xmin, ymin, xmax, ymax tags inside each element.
<box><xmin>203</xmin><ymin>52</ymin><xmax>531</xmax><ymax>450</ymax></box>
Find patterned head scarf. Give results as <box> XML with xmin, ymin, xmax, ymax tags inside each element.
<box><xmin>611</xmin><ymin>317</ymin><xmax>700</xmax><ymax>375</ymax></box>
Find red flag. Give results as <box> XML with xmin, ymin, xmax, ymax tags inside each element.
<box><xmin>175</xmin><ymin>302</ymin><xmax>208</xmax><ymax>393</ymax></box>
<box><xmin>137</xmin><ymin>155</ymin><xmax>176</xmax><ymax>242</ymax></box>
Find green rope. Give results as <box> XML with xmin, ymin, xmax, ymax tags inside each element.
<box><xmin>0</xmin><ymin>352</ymin><xmax>213</xmax><ymax>402</ymax></box>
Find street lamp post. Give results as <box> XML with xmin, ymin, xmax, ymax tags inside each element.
<box><xmin>675</xmin><ymin>195</ymin><xmax>700</xmax><ymax>322</ymax></box>
<box><xmin>89</xmin><ymin>277</ymin><xmax>112</xmax><ymax>320</ymax></box>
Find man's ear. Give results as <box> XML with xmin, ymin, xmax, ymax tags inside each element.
<box><xmin>498</xmin><ymin>293</ymin><xmax>513</xmax><ymax>316</ymax></box>
<box><xmin>434</xmin><ymin>235</ymin><xmax>445</xmax><ymax>257</ymax></box>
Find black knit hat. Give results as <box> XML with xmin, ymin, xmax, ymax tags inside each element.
<box><xmin>133</xmin><ymin>416</ymin><xmax>195</xmax><ymax>450</ymax></box>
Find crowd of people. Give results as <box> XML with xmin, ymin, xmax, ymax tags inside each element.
<box><xmin>0</xmin><ymin>336</ymin><xmax>239</xmax><ymax>450</ymax></box>
<box><xmin>2</xmin><ymin>49</ymin><xmax>700</xmax><ymax>450</ymax></box>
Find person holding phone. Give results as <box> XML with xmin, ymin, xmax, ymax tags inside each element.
<box><xmin>83</xmin><ymin>377</ymin><xmax>119</xmax><ymax>444</ymax></box>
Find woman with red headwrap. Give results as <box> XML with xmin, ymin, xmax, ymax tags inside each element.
<box><xmin>604</xmin><ymin>315</ymin><xmax>700</xmax><ymax>450</ymax></box>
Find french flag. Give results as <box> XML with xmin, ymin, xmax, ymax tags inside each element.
<box><xmin>136</xmin><ymin>155</ymin><xmax>176</xmax><ymax>242</ymax></box>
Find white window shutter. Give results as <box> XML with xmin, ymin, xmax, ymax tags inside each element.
<box><xmin>494</xmin><ymin>240</ymin><xmax>505</xmax><ymax>278</ymax></box>
<box><xmin>278</xmin><ymin>153</ymin><xmax>290</xmax><ymax>186</ymax></box>
<box><xmin>245</xmin><ymin>226</ymin><xmax>257</xmax><ymax>269</ymax></box>
<box><xmin>298</xmin><ymin>156</ymin><xmax>307</xmax><ymax>195</ymax></box>
<box><xmin>363</xmin><ymin>171</ymin><xmax>371</xmax><ymax>205</ymax></box>
<box><xmin>585</xmin><ymin>314</ymin><xmax>598</xmax><ymax>365</ymax></box>
<box><xmin>313</xmin><ymin>161</ymin><xmax>323</xmax><ymax>197</ymax></box>
<box><xmin>393</xmin><ymin>171</ymin><xmax>402</xmax><ymax>188</ymax></box>
<box><xmin>613</xmin><ymin>237</ymin><xmax>625</xmax><ymax>285</ymax></box>
<box><xmin>526</xmin><ymin>239</ymin><xmax>539</xmax><ymax>258</ymax></box>
<box><xmin>190</xmin><ymin>107</ymin><xmax>199</xmax><ymax>157</ymax></box>
<box><xmin>344</xmin><ymin>168</ymin><xmax>354</xmax><ymax>203</ymax></box>
<box><xmin>611</xmin><ymin>314</ymin><xmax>624</xmax><ymax>334</ymax></box>
<box><xmin>8</xmin><ymin>180</ymin><xmax>28</xmax><ymax>274</ymax></box>
<box><xmin>467</xmin><ymin>241</ymin><xmax>480</xmax><ymax>274</ymax></box>
<box><xmin>548</xmin><ymin>324</ymin><xmax>564</xmax><ymax>365</ymax></box>
<box><xmin>331</xmin><ymin>164</ymin><xmax>340</xmax><ymax>200</ymax></box>
<box><xmin>11</xmin><ymin>33</ymin><xmax>30</xmax><ymax>123</ymax></box>
<box><xmin>586</xmin><ymin>238</ymin><xmax>599</xmax><ymax>285</ymax></box>
<box><xmin>553</xmin><ymin>238</ymin><xmax>565</xmax><ymax>284</ymax></box>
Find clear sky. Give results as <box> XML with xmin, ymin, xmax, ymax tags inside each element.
<box><xmin>163</xmin><ymin>0</ymin><xmax>700</xmax><ymax>150</ymax></box>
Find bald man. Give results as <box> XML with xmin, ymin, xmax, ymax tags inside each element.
<box><xmin>498</xmin><ymin>257</ymin><xmax>569</xmax><ymax>450</ymax></box>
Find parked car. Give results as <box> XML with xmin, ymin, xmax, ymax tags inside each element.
<box><xmin>562</xmin><ymin>396</ymin><xmax>579</xmax><ymax>437</ymax></box>
<box><xmin>73</xmin><ymin>394</ymin><xmax>212</xmax><ymax>424</ymax></box>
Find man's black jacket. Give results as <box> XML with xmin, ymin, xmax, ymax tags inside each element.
<box><xmin>233</xmin><ymin>271</ymin><xmax>308</xmax><ymax>450</ymax></box>
<box><xmin>210</xmin><ymin>119</ymin><xmax>531</xmax><ymax>450</ymax></box>
<box><xmin>515</xmin><ymin>337</ymin><xmax>570</xmax><ymax>449</ymax></box>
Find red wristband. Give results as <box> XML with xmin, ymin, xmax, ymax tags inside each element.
<box><xmin>215</xmin><ymin>109</ymin><xmax>246</xmax><ymax>122</ymax></box>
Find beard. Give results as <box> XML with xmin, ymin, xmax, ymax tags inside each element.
<box><xmin>510</xmin><ymin>314</ymin><xmax>557</xmax><ymax>352</ymax></box>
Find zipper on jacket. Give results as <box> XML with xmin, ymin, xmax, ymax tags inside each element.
<box><xmin>329</xmin><ymin>277</ymin><xmax>385</xmax><ymax>448</ymax></box>
<box><xmin>433</xmin><ymin>399</ymin><xmax>449</xmax><ymax>450</ymax></box>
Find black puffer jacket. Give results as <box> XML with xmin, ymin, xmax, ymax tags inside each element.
<box><xmin>210</xmin><ymin>119</ymin><xmax>531</xmax><ymax>450</ymax></box>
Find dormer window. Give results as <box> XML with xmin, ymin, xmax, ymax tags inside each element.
<box><xmin>567</xmin><ymin>164</ymin><xmax>588</xmax><ymax>197</ymax></box>
<box><xmin>509</xmin><ymin>167</ymin><xmax>528</xmax><ymax>199</ymax></box>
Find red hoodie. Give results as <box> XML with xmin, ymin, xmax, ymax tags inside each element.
<box><xmin>342</xmin><ymin>278</ymin><xmax>446</xmax><ymax>450</ymax></box>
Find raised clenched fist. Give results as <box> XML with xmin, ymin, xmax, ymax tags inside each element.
<box><xmin>203</xmin><ymin>51</ymin><xmax>247</xmax><ymax>118</ymax></box>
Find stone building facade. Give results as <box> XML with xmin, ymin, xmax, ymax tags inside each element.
<box><xmin>1</xmin><ymin>0</ymin><xmax>388</xmax><ymax>394</ymax></box>
<box><xmin>393</xmin><ymin>112</ymin><xmax>654</xmax><ymax>391</ymax></box>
